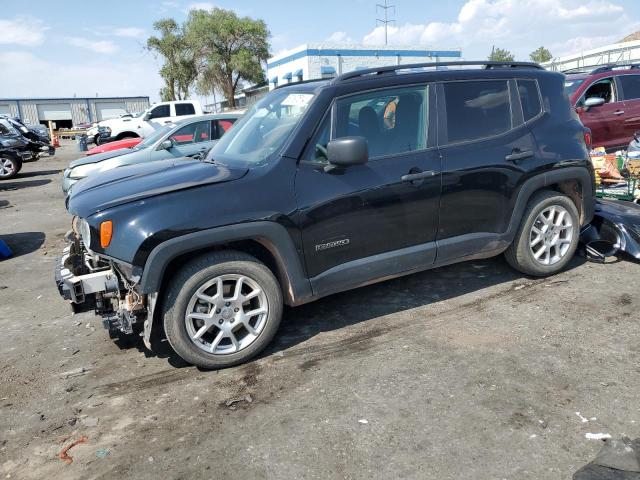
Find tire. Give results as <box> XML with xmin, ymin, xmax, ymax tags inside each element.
<box><xmin>116</xmin><ymin>133</ymin><xmax>139</xmax><ymax>141</ymax></box>
<box><xmin>505</xmin><ymin>190</ymin><xmax>580</xmax><ymax>277</ymax></box>
<box><xmin>0</xmin><ymin>155</ymin><xmax>21</xmax><ymax>180</ymax></box>
<box><xmin>94</xmin><ymin>135</ymin><xmax>102</xmax><ymax>146</ymax></box>
<box><xmin>162</xmin><ymin>250</ymin><xmax>283</xmax><ymax>369</ymax></box>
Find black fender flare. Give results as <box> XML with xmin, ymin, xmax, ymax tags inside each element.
<box><xmin>138</xmin><ymin>221</ymin><xmax>312</xmax><ymax>306</ymax></box>
<box><xmin>505</xmin><ymin>166</ymin><xmax>595</xmax><ymax>242</ymax></box>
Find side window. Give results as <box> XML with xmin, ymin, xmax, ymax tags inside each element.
<box><xmin>175</xmin><ymin>103</ymin><xmax>196</xmax><ymax>116</ymax></box>
<box><xmin>212</xmin><ymin>119</ymin><xmax>237</xmax><ymax>139</ymax></box>
<box><xmin>170</xmin><ymin>121</ymin><xmax>210</xmax><ymax>145</ymax></box>
<box><xmin>518</xmin><ymin>79</ymin><xmax>542</xmax><ymax>122</ymax></box>
<box><xmin>580</xmin><ymin>77</ymin><xmax>617</xmax><ymax>105</ymax></box>
<box><xmin>443</xmin><ymin>80</ymin><xmax>511</xmax><ymax>144</ymax></box>
<box><xmin>334</xmin><ymin>85</ymin><xmax>428</xmax><ymax>158</ymax></box>
<box><xmin>619</xmin><ymin>75</ymin><xmax>640</xmax><ymax>100</ymax></box>
<box><xmin>149</xmin><ymin>104</ymin><xmax>170</xmax><ymax>119</ymax></box>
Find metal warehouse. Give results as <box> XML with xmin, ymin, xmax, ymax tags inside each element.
<box><xmin>0</xmin><ymin>96</ymin><xmax>150</xmax><ymax>128</ymax></box>
<box><xmin>267</xmin><ymin>43</ymin><xmax>462</xmax><ymax>90</ymax></box>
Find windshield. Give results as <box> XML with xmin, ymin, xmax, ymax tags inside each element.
<box><xmin>207</xmin><ymin>89</ymin><xmax>315</xmax><ymax>166</ymax></box>
<box><xmin>564</xmin><ymin>78</ymin><xmax>586</xmax><ymax>99</ymax></box>
<box><xmin>134</xmin><ymin>124</ymin><xmax>174</xmax><ymax>149</ymax></box>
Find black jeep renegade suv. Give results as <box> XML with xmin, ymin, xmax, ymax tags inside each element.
<box><xmin>56</xmin><ymin>61</ymin><xmax>595</xmax><ymax>368</ymax></box>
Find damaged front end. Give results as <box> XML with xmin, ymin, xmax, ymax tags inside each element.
<box><xmin>54</xmin><ymin>226</ymin><xmax>148</xmax><ymax>337</ymax></box>
<box><xmin>580</xmin><ymin>199</ymin><xmax>640</xmax><ymax>262</ymax></box>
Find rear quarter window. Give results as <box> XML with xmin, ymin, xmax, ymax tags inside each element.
<box><xmin>175</xmin><ymin>103</ymin><xmax>196</xmax><ymax>116</ymax></box>
<box><xmin>517</xmin><ymin>79</ymin><xmax>542</xmax><ymax>122</ymax></box>
<box><xmin>443</xmin><ymin>80</ymin><xmax>512</xmax><ymax>144</ymax></box>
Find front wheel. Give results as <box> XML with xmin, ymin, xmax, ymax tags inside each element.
<box><xmin>0</xmin><ymin>156</ymin><xmax>21</xmax><ymax>180</ymax></box>
<box><xmin>162</xmin><ymin>251</ymin><xmax>283</xmax><ymax>369</ymax></box>
<box><xmin>505</xmin><ymin>191</ymin><xmax>580</xmax><ymax>277</ymax></box>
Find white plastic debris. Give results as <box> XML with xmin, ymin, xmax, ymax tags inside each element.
<box><xmin>358</xmin><ymin>419</ymin><xmax>368</xmax><ymax>424</ymax></box>
<box><xmin>576</xmin><ymin>412</ymin><xmax>589</xmax><ymax>423</ymax></box>
<box><xmin>586</xmin><ymin>433</ymin><xmax>612</xmax><ymax>440</ymax></box>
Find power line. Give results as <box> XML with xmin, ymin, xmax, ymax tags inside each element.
<box><xmin>376</xmin><ymin>0</ymin><xmax>396</xmax><ymax>46</ymax></box>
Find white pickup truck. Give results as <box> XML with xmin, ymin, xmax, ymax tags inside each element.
<box><xmin>87</xmin><ymin>100</ymin><xmax>204</xmax><ymax>145</ymax></box>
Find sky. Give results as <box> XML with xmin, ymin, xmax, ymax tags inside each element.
<box><xmin>1</xmin><ymin>0</ymin><xmax>639</xmax><ymax>102</ymax></box>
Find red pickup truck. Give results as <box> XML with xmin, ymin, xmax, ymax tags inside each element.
<box><xmin>564</xmin><ymin>64</ymin><xmax>640</xmax><ymax>151</ymax></box>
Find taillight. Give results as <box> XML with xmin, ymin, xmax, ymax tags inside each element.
<box><xmin>100</xmin><ymin>221</ymin><xmax>113</xmax><ymax>248</ymax></box>
<box><xmin>584</xmin><ymin>129</ymin><xmax>592</xmax><ymax>150</ymax></box>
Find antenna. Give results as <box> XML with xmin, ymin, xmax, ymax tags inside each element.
<box><xmin>376</xmin><ymin>0</ymin><xmax>396</xmax><ymax>45</ymax></box>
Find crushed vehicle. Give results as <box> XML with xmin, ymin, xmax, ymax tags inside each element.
<box><xmin>86</xmin><ymin>100</ymin><xmax>204</xmax><ymax>145</ymax></box>
<box><xmin>56</xmin><ymin>61</ymin><xmax>597</xmax><ymax>369</ymax></box>
<box><xmin>564</xmin><ymin>63</ymin><xmax>640</xmax><ymax>151</ymax></box>
<box><xmin>63</xmin><ymin>113</ymin><xmax>239</xmax><ymax>194</ymax></box>
<box><xmin>0</xmin><ymin>116</ymin><xmax>54</xmax><ymax>161</ymax></box>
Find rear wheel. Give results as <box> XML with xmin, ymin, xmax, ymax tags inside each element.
<box><xmin>0</xmin><ymin>156</ymin><xmax>21</xmax><ymax>180</ymax></box>
<box><xmin>162</xmin><ymin>251</ymin><xmax>283</xmax><ymax>369</ymax></box>
<box><xmin>505</xmin><ymin>191</ymin><xmax>580</xmax><ymax>277</ymax></box>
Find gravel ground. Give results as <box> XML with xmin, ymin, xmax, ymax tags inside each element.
<box><xmin>0</xmin><ymin>143</ymin><xmax>639</xmax><ymax>479</ymax></box>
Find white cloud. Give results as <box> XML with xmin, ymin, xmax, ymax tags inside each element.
<box><xmin>326</xmin><ymin>31</ymin><xmax>354</xmax><ymax>43</ymax></box>
<box><xmin>187</xmin><ymin>2</ymin><xmax>215</xmax><ymax>11</ymax></box>
<box><xmin>113</xmin><ymin>27</ymin><xmax>146</xmax><ymax>38</ymax></box>
<box><xmin>0</xmin><ymin>16</ymin><xmax>48</xmax><ymax>46</ymax></box>
<box><xmin>362</xmin><ymin>0</ymin><xmax>637</xmax><ymax>59</ymax></box>
<box><xmin>0</xmin><ymin>51</ymin><xmax>163</xmax><ymax>99</ymax></box>
<box><xmin>65</xmin><ymin>37</ymin><xmax>119</xmax><ymax>54</ymax></box>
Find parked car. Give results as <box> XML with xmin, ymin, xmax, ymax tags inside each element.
<box><xmin>85</xmin><ymin>137</ymin><xmax>142</xmax><ymax>156</ymax></box>
<box><xmin>63</xmin><ymin>113</ymin><xmax>239</xmax><ymax>194</ymax></box>
<box><xmin>0</xmin><ymin>117</ymin><xmax>48</xmax><ymax>164</ymax></box>
<box><xmin>27</xmin><ymin>124</ymin><xmax>51</xmax><ymax>143</ymax></box>
<box><xmin>564</xmin><ymin>63</ymin><xmax>640</xmax><ymax>150</ymax></box>
<box><xmin>56</xmin><ymin>61</ymin><xmax>595</xmax><ymax>369</ymax></box>
<box><xmin>86</xmin><ymin>100</ymin><xmax>204</xmax><ymax>145</ymax></box>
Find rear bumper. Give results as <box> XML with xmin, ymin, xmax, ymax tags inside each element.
<box><xmin>55</xmin><ymin>245</ymin><xmax>119</xmax><ymax>313</ymax></box>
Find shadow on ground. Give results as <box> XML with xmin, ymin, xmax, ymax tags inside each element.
<box><xmin>0</xmin><ymin>179</ymin><xmax>51</xmax><ymax>191</ymax></box>
<box><xmin>15</xmin><ymin>169</ymin><xmax>62</xmax><ymax>179</ymax></box>
<box><xmin>107</xmin><ymin>254</ymin><xmax>585</xmax><ymax>369</ymax></box>
<box><xmin>0</xmin><ymin>232</ymin><xmax>45</xmax><ymax>259</ymax></box>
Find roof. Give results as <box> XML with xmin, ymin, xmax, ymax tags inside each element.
<box><xmin>620</xmin><ymin>31</ymin><xmax>640</xmax><ymax>43</ymax></box>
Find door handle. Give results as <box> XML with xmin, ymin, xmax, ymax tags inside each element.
<box><xmin>614</xmin><ymin>110</ymin><xmax>625</xmax><ymax>115</ymax></box>
<box><xmin>505</xmin><ymin>150</ymin><xmax>533</xmax><ymax>162</ymax></box>
<box><xmin>401</xmin><ymin>170</ymin><xmax>436</xmax><ymax>182</ymax></box>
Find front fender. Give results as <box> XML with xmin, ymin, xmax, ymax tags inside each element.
<box><xmin>138</xmin><ymin>221</ymin><xmax>312</xmax><ymax>306</ymax></box>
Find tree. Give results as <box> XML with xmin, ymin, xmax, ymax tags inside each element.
<box><xmin>185</xmin><ymin>8</ymin><xmax>269</xmax><ymax>108</ymax></box>
<box><xmin>147</xmin><ymin>19</ymin><xmax>198</xmax><ymax>101</ymax></box>
<box><xmin>529</xmin><ymin>46</ymin><xmax>553</xmax><ymax>64</ymax></box>
<box><xmin>488</xmin><ymin>47</ymin><xmax>515</xmax><ymax>62</ymax></box>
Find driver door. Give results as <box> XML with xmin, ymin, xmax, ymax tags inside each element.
<box><xmin>578</xmin><ymin>77</ymin><xmax>626</xmax><ymax>149</ymax></box>
<box><xmin>295</xmin><ymin>84</ymin><xmax>441</xmax><ymax>296</ymax></box>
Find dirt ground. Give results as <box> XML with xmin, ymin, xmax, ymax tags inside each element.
<box><xmin>0</xmin><ymin>142</ymin><xmax>639</xmax><ymax>479</ymax></box>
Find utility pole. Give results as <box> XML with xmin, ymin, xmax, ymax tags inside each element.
<box><xmin>376</xmin><ymin>0</ymin><xmax>395</xmax><ymax>45</ymax></box>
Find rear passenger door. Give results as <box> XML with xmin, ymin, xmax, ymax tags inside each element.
<box><xmin>436</xmin><ymin>79</ymin><xmax>539</xmax><ymax>263</ymax></box>
<box><xmin>617</xmin><ymin>74</ymin><xmax>640</xmax><ymax>141</ymax></box>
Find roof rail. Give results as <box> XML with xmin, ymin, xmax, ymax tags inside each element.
<box><xmin>333</xmin><ymin>61</ymin><xmax>543</xmax><ymax>82</ymax></box>
<box><xmin>562</xmin><ymin>63</ymin><xmax>640</xmax><ymax>75</ymax></box>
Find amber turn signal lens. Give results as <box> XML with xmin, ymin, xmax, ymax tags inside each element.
<box><xmin>100</xmin><ymin>221</ymin><xmax>113</xmax><ymax>248</ymax></box>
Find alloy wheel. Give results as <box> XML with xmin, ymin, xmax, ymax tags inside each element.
<box><xmin>529</xmin><ymin>205</ymin><xmax>573</xmax><ymax>265</ymax></box>
<box><xmin>0</xmin><ymin>157</ymin><xmax>16</xmax><ymax>178</ymax></box>
<box><xmin>184</xmin><ymin>274</ymin><xmax>268</xmax><ymax>355</ymax></box>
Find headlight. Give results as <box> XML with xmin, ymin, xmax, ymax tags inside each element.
<box><xmin>68</xmin><ymin>163</ymin><xmax>96</xmax><ymax>179</ymax></box>
<box><xmin>79</xmin><ymin>218</ymin><xmax>92</xmax><ymax>248</ymax></box>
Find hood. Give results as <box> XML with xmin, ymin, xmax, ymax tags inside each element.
<box><xmin>67</xmin><ymin>158</ymin><xmax>248</xmax><ymax>218</ymax></box>
<box><xmin>69</xmin><ymin>148</ymin><xmax>133</xmax><ymax>168</ymax></box>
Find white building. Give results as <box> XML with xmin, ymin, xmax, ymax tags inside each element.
<box><xmin>543</xmin><ymin>39</ymin><xmax>640</xmax><ymax>71</ymax></box>
<box><xmin>266</xmin><ymin>43</ymin><xmax>462</xmax><ymax>89</ymax></box>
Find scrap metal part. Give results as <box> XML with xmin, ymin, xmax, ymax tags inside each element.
<box><xmin>579</xmin><ymin>199</ymin><xmax>640</xmax><ymax>262</ymax></box>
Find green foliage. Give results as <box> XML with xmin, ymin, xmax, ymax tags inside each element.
<box><xmin>185</xmin><ymin>8</ymin><xmax>269</xmax><ymax>108</ymax></box>
<box><xmin>147</xmin><ymin>19</ymin><xmax>198</xmax><ymax>101</ymax></box>
<box><xmin>529</xmin><ymin>46</ymin><xmax>553</xmax><ymax>64</ymax></box>
<box><xmin>488</xmin><ymin>47</ymin><xmax>515</xmax><ymax>62</ymax></box>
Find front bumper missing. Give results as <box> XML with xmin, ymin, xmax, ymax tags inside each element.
<box><xmin>55</xmin><ymin>245</ymin><xmax>119</xmax><ymax>313</ymax></box>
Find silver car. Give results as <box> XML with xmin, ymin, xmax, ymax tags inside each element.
<box><xmin>62</xmin><ymin>114</ymin><xmax>239</xmax><ymax>194</ymax></box>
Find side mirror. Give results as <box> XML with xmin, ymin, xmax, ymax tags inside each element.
<box><xmin>160</xmin><ymin>139</ymin><xmax>173</xmax><ymax>150</ymax></box>
<box><xmin>584</xmin><ymin>97</ymin><xmax>605</xmax><ymax>111</ymax></box>
<box><xmin>327</xmin><ymin>137</ymin><xmax>368</xmax><ymax>168</ymax></box>
<box><xmin>143</xmin><ymin>112</ymin><xmax>152</xmax><ymax>121</ymax></box>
